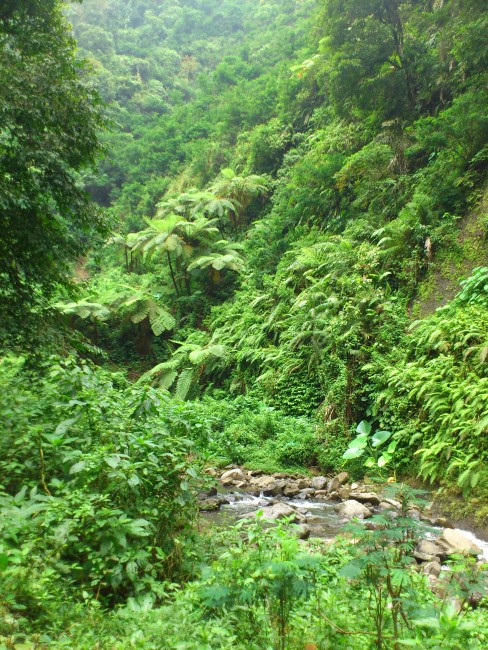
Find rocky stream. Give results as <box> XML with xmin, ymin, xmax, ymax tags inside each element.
<box><xmin>198</xmin><ymin>467</ymin><xmax>488</xmax><ymax>603</ymax></box>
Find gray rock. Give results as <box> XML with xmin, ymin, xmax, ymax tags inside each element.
<box><xmin>268</xmin><ymin>479</ymin><xmax>288</xmax><ymax>496</ymax></box>
<box><xmin>221</xmin><ymin>468</ymin><xmax>246</xmax><ymax>484</ymax></box>
<box><xmin>297</xmin><ymin>479</ymin><xmax>310</xmax><ymax>489</ymax></box>
<box><xmin>314</xmin><ymin>490</ymin><xmax>328</xmax><ymax>497</ymax></box>
<box><xmin>311</xmin><ymin>476</ymin><xmax>328</xmax><ymax>490</ymax></box>
<box><xmin>295</xmin><ymin>524</ymin><xmax>311</xmax><ymax>540</ymax></box>
<box><xmin>335</xmin><ymin>500</ymin><xmax>373</xmax><ymax>520</ymax></box>
<box><xmin>417</xmin><ymin>539</ymin><xmax>444</xmax><ymax>557</ymax></box>
<box><xmin>349</xmin><ymin>491</ymin><xmax>381</xmax><ymax>506</ymax></box>
<box><xmin>250</xmin><ymin>475</ymin><xmax>276</xmax><ymax>491</ymax></box>
<box><xmin>414</xmin><ymin>551</ymin><xmax>436</xmax><ymax>562</ymax></box>
<box><xmin>242</xmin><ymin>502</ymin><xmax>301</xmax><ymax>522</ymax></box>
<box><xmin>336</xmin><ymin>471</ymin><xmax>350</xmax><ymax>485</ymax></box>
<box><xmin>199</xmin><ymin>497</ymin><xmax>228</xmax><ymax>511</ymax></box>
<box><xmin>300</xmin><ymin>488</ymin><xmax>316</xmax><ymax>497</ymax></box>
<box><xmin>383</xmin><ymin>498</ymin><xmax>402</xmax><ymax>509</ymax></box>
<box><xmin>422</xmin><ymin>560</ymin><xmax>442</xmax><ymax>577</ymax></box>
<box><xmin>437</xmin><ymin>529</ymin><xmax>481</xmax><ymax>556</ymax></box>
<box><xmin>283</xmin><ymin>483</ymin><xmax>301</xmax><ymax>497</ymax></box>
<box><xmin>198</xmin><ymin>487</ymin><xmax>217</xmax><ymax>498</ymax></box>
<box><xmin>338</xmin><ymin>486</ymin><xmax>351</xmax><ymax>500</ymax></box>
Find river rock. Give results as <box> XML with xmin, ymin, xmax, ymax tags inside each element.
<box><xmin>199</xmin><ymin>497</ymin><xmax>228</xmax><ymax>511</ymax></box>
<box><xmin>349</xmin><ymin>491</ymin><xmax>381</xmax><ymax>506</ymax></box>
<box><xmin>198</xmin><ymin>487</ymin><xmax>217</xmax><ymax>498</ymax></box>
<box><xmin>297</xmin><ymin>478</ymin><xmax>310</xmax><ymax>489</ymax></box>
<box><xmin>336</xmin><ymin>471</ymin><xmax>349</xmax><ymax>485</ymax></box>
<box><xmin>242</xmin><ymin>502</ymin><xmax>301</xmax><ymax>522</ymax></box>
<box><xmin>221</xmin><ymin>468</ymin><xmax>246</xmax><ymax>484</ymax></box>
<box><xmin>268</xmin><ymin>479</ymin><xmax>288</xmax><ymax>496</ymax></box>
<box><xmin>338</xmin><ymin>485</ymin><xmax>351</xmax><ymax>500</ymax></box>
<box><xmin>296</xmin><ymin>524</ymin><xmax>311</xmax><ymax>540</ymax></box>
<box><xmin>283</xmin><ymin>483</ymin><xmax>301</xmax><ymax>497</ymax></box>
<box><xmin>417</xmin><ymin>539</ymin><xmax>444</xmax><ymax>557</ymax></box>
<box><xmin>422</xmin><ymin>560</ymin><xmax>442</xmax><ymax>577</ymax></box>
<box><xmin>335</xmin><ymin>500</ymin><xmax>373</xmax><ymax>520</ymax></box>
<box><xmin>383</xmin><ymin>498</ymin><xmax>402</xmax><ymax>509</ymax></box>
<box><xmin>414</xmin><ymin>551</ymin><xmax>436</xmax><ymax>562</ymax></box>
<box><xmin>437</xmin><ymin>529</ymin><xmax>482</xmax><ymax>556</ymax></box>
<box><xmin>250</xmin><ymin>475</ymin><xmax>276</xmax><ymax>491</ymax></box>
<box><xmin>311</xmin><ymin>476</ymin><xmax>328</xmax><ymax>490</ymax></box>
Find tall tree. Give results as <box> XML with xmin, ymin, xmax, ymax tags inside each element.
<box><xmin>0</xmin><ymin>0</ymin><xmax>107</xmax><ymax>341</ymax></box>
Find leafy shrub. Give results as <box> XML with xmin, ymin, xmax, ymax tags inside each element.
<box><xmin>0</xmin><ymin>356</ymin><xmax>201</xmax><ymax>611</ymax></box>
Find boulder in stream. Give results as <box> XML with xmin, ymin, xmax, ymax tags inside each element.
<box><xmin>335</xmin><ymin>500</ymin><xmax>373</xmax><ymax>520</ymax></box>
<box><xmin>240</xmin><ymin>502</ymin><xmax>302</xmax><ymax>523</ymax></box>
<box><xmin>437</xmin><ymin>529</ymin><xmax>482</xmax><ymax>557</ymax></box>
<box><xmin>311</xmin><ymin>476</ymin><xmax>328</xmax><ymax>490</ymax></box>
<box><xmin>221</xmin><ymin>468</ymin><xmax>246</xmax><ymax>484</ymax></box>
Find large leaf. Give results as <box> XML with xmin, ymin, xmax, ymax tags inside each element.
<box><xmin>343</xmin><ymin>446</ymin><xmax>365</xmax><ymax>460</ymax></box>
<box><xmin>356</xmin><ymin>420</ymin><xmax>372</xmax><ymax>436</ymax></box>
<box><xmin>371</xmin><ymin>430</ymin><xmax>392</xmax><ymax>448</ymax></box>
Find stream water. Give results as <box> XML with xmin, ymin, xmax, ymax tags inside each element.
<box><xmin>203</xmin><ymin>487</ymin><xmax>488</xmax><ymax>561</ymax></box>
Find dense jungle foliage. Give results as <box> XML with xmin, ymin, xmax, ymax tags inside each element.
<box><xmin>1</xmin><ymin>0</ymin><xmax>488</xmax><ymax>647</ymax></box>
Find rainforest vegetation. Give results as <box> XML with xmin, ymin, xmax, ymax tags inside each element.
<box><xmin>1</xmin><ymin>0</ymin><xmax>488</xmax><ymax>647</ymax></box>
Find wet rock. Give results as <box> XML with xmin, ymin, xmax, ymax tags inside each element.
<box><xmin>414</xmin><ymin>551</ymin><xmax>437</xmax><ymax>563</ymax></box>
<box><xmin>383</xmin><ymin>498</ymin><xmax>402</xmax><ymax>509</ymax></box>
<box><xmin>417</xmin><ymin>540</ymin><xmax>444</xmax><ymax>557</ymax></box>
<box><xmin>283</xmin><ymin>483</ymin><xmax>301</xmax><ymax>497</ymax></box>
<box><xmin>378</xmin><ymin>501</ymin><xmax>395</xmax><ymax>511</ymax></box>
<box><xmin>297</xmin><ymin>478</ymin><xmax>310</xmax><ymax>489</ymax></box>
<box><xmin>198</xmin><ymin>487</ymin><xmax>217</xmax><ymax>498</ymax></box>
<box><xmin>300</xmin><ymin>488</ymin><xmax>316</xmax><ymax>497</ymax></box>
<box><xmin>311</xmin><ymin>476</ymin><xmax>328</xmax><ymax>490</ymax></box>
<box><xmin>335</xmin><ymin>500</ymin><xmax>373</xmax><ymax>520</ymax></box>
<box><xmin>199</xmin><ymin>497</ymin><xmax>228</xmax><ymax>511</ymax></box>
<box><xmin>336</xmin><ymin>471</ymin><xmax>349</xmax><ymax>485</ymax></box>
<box><xmin>437</xmin><ymin>529</ymin><xmax>482</xmax><ymax>556</ymax></box>
<box><xmin>328</xmin><ymin>491</ymin><xmax>340</xmax><ymax>500</ymax></box>
<box><xmin>422</xmin><ymin>560</ymin><xmax>442</xmax><ymax>577</ymax></box>
<box><xmin>235</xmin><ymin>481</ymin><xmax>249</xmax><ymax>489</ymax></box>
<box><xmin>250</xmin><ymin>475</ymin><xmax>276</xmax><ymax>491</ymax></box>
<box><xmin>268</xmin><ymin>479</ymin><xmax>288</xmax><ymax>496</ymax></box>
<box><xmin>241</xmin><ymin>502</ymin><xmax>301</xmax><ymax>522</ymax></box>
<box><xmin>296</xmin><ymin>524</ymin><xmax>311</xmax><ymax>540</ymax></box>
<box><xmin>314</xmin><ymin>490</ymin><xmax>328</xmax><ymax>497</ymax></box>
<box><xmin>349</xmin><ymin>491</ymin><xmax>381</xmax><ymax>506</ymax></box>
<box><xmin>221</xmin><ymin>468</ymin><xmax>246</xmax><ymax>484</ymax></box>
<box><xmin>432</xmin><ymin>516</ymin><xmax>453</xmax><ymax>528</ymax></box>
<box><xmin>338</xmin><ymin>486</ymin><xmax>351</xmax><ymax>500</ymax></box>
<box><xmin>406</xmin><ymin>509</ymin><xmax>421</xmax><ymax>520</ymax></box>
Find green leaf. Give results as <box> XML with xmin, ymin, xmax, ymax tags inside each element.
<box><xmin>377</xmin><ymin>452</ymin><xmax>392</xmax><ymax>467</ymax></box>
<box><xmin>372</xmin><ymin>430</ymin><xmax>392</xmax><ymax>448</ymax></box>
<box><xmin>356</xmin><ymin>420</ymin><xmax>372</xmax><ymax>436</ymax></box>
<box><xmin>69</xmin><ymin>461</ymin><xmax>86</xmax><ymax>474</ymax></box>
<box><xmin>364</xmin><ymin>457</ymin><xmax>376</xmax><ymax>468</ymax></box>
<box><xmin>0</xmin><ymin>553</ymin><xmax>8</xmax><ymax>571</ymax></box>
<box><xmin>343</xmin><ymin>446</ymin><xmax>365</xmax><ymax>460</ymax></box>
